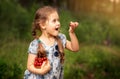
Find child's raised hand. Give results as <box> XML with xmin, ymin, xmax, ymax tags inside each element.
<box><xmin>69</xmin><ymin>21</ymin><xmax>79</xmax><ymax>33</ymax></box>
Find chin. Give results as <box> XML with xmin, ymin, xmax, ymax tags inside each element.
<box><xmin>49</xmin><ymin>31</ymin><xmax>59</xmax><ymax>37</ymax></box>
<box><xmin>54</xmin><ymin>34</ymin><xmax>59</xmax><ymax>37</ymax></box>
<box><xmin>53</xmin><ymin>33</ymin><xmax>59</xmax><ymax>37</ymax></box>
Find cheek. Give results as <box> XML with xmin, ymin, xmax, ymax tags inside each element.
<box><xmin>46</xmin><ymin>27</ymin><xmax>53</xmax><ymax>32</ymax></box>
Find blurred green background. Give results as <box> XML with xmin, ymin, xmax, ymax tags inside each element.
<box><xmin>0</xmin><ymin>0</ymin><xmax>120</xmax><ymax>79</ymax></box>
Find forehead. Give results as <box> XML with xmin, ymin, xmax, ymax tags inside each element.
<box><xmin>48</xmin><ymin>12</ymin><xmax>59</xmax><ymax>19</ymax></box>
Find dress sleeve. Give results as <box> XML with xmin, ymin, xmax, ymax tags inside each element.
<box><xmin>58</xmin><ymin>33</ymin><xmax>67</xmax><ymax>48</ymax></box>
<box><xmin>28</xmin><ymin>39</ymin><xmax>38</xmax><ymax>55</ymax></box>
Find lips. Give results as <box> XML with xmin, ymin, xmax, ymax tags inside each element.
<box><xmin>55</xmin><ymin>28</ymin><xmax>59</xmax><ymax>32</ymax></box>
<box><xmin>55</xmin><ymin>28</ymin><xmax>58</xmax><ymax>30</ymax></box>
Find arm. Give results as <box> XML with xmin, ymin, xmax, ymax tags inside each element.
<box><xmin>66</xmin><ymin>21</ymin><xmax>79</xmax><ymax>52</ymax></box>
<box><xmin>27</xmin><ymin>53</ymin><xmax>51</xmax><ymax>75</ymax></box>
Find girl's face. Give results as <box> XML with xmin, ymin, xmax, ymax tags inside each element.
<box><xmin>44</xmin><ymin>11</ymin><xmax>60</xmax><ymax>37</ymax></box>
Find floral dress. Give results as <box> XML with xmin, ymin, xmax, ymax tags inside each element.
<box><xmin>24</xmin><ymin>33</ymin><xmax>66</xmax><ymax>79</ymax></box>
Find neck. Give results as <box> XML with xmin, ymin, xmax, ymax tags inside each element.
<box><xmin>39</xmin><ymin>32</ymin><xmax>56</xmax><ymax>46</ymax></box>
<box><xmin>41</xmin><ymin>31</ymin><xmax>55</xmax><ymax>40</ymax></box>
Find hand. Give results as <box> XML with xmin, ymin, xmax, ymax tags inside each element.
<box><xmin>41</xmin><ymin>59</ymin><xmax>51</xmax><ymax>72</ymax></box>
<box><xmin>69</xmin><ymin>21</ymin><xmax>79</xmax><ymax>33</ymax></box>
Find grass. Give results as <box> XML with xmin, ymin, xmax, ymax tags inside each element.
<box><xmin>0</xmin><ymin>40</ymin><xmax>29</xmax><ymax>76</ymax></box>
<box><xmin>0</xmin><ymin>37</ymin><xmax>120</xmax><ymax>79</ymax></box>
<box><xmin>64</xmin><ymin>44</ymin><xmax>120</xmax><ymax>79</ymax></box>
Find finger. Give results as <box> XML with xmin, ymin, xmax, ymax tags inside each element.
<box><xmin>69</xmin><ymin>21</ymin><xmax>74</xmax><ymax>26</ymax></box>
<box><xmin>41</xmin><ymin>61</ymin><xmax>46</xmax><ymax>67</ymax></box>
<box><xmin>69</xmin><ymin>26</ymin><xmax>74</xmax><ymax>33</ymax></box>
<box><xmin>75</xmin><ymin>22</ymin><xmax>79</xmax><ymax>26</ymax></box>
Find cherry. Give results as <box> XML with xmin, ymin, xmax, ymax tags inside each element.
<box><xmin>34</xmin><ymin>57</ymin><xmax>47</xmax><ymax>68</ymax></box>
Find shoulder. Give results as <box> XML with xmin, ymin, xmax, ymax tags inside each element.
<box><xmin>29</xmin><ymin>39</ymin><xmax>38</xmax><ymax>47</ymax></box>
<box><xmin>28</xmin><ymin>39</ymin><xmax>39</xmax><ymax>54</ymax></box>
<box><xmin>58</xmin><ymin>33</ymin><xmax>67</xmax><ymax>48</ymax></box>
<box><xmin>58</xmin><ymin>33</ymin><xmax>66</xmax><ymax>40</ymax></box>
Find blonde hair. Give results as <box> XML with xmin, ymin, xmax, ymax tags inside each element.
<box><xmin>32</xmin><ymin>6</ymin><xmax>64</xmax><ymax>64</ymax></box>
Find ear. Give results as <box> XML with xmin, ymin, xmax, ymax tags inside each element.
<box><xmin>39</xmin><ymin>22</ymin><xmax>46</xmax><ymax>30</ymax></box>
<box><xmin>41</xmin><ymin>26</ymin><xmax>46</xmax><ymax>30</ymax></box>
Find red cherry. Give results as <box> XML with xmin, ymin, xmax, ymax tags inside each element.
<box><xmin>35</xmin><ymin>57</ymin><xmax>38</xmax><ymax>61</ymax></box>
<box><xmin>43</xmin><ymin>57</ymin><xmax>47</xmax><ymax>61</ymax></box>
<box><xmin>41</xmin><ymin>58</ymin><xmax>44</xmax><ymax>61</ymax></box>
<box><xmin>34</xmin><ymin>57</ymin><xmax>47</xmax><ymax>68</ymax></box>
<box><xmin>38</xmin><ymin>58</ymin><xmax>41</xmax><ymax>62</ymax></box>
<box><xmin>40</xmin><ymin>63</ymin><xmax>42</xmax><ymax>66</ymax></box>
<box><xmin>37</xmin><ymin>63</ymin><xmax>40</xmax><ymax>66</ymax></box>
<box><xmin>34</xmin><ymin>62</ymin><xmax>37</xmax><ymax>66</ymax></box>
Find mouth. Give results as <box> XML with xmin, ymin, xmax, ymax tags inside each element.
<box><xmin>55</xmin><ymin>28</ymin><xmax>59</xmax><ymax>31</ymax></box>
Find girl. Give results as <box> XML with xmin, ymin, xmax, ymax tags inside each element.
<box><xmin>24</xmin><ymin>6</ymin><xmax>79</xmax><ymax>79</ymax></box>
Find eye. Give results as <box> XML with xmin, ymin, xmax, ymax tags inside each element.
<box><xmin>53</xmin><ymin>19</ymin><xmax>59</xmax><ymax>23</ymax></box>
<box><xmin>53</xmin><ymin>19</ymin><xmax>56</xmax><ymax>22</ymax></box>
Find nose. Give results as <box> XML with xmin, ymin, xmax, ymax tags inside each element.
<box><xmin>57</xmin><ymin>20</ymin><xmax>60</xmax><ymax>27</ymax></box>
